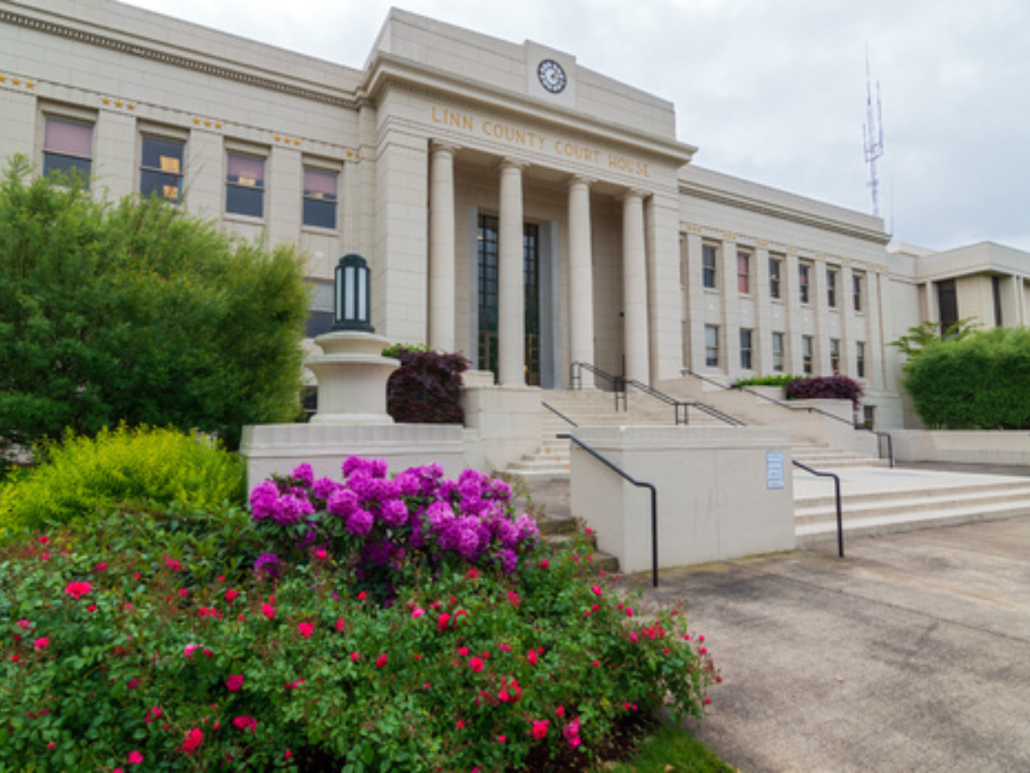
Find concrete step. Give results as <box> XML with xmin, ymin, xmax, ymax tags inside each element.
<box><xmin>795</xmin><ymin>478</ymin><xmax>1030</xmax><ymax>510</ymax></box>
<box><xmin>796</xmin><ymin>485</ymin><xmax>1030</xmax><ymax>525</ymax></box>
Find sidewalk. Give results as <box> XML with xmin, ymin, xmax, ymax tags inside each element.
<box><xmin>616</xmin><ymin>516</ymin><xmax>1030</xmax><ymax>772</ymax></box>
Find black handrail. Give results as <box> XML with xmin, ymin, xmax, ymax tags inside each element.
<box><xmin>792</xmin><ymin>460</ymin><xmax>844</xmax><ymax>558</ymax></box>
<box><xmin>541</xmin><ymin>401</ymin><xmax>578</xmax><ymax>427</ymax></box>
<box><xmin>569</xmin><ymin>362</ymin><xmax>626</xmax><ymax>412</ymax></box>
<box><xmin>572</xmin><ymin>362</ymin><xmax>745</xmax><ymax>428</ymax></box>
<box><xmin>559</xmin><ymin>433</ymin><xmax>659</xmax><ymax>588</ymax></box>
<box><xmin>682</xmin><ymin>368</ymin><xmax>894</xmax><ymax>467</ymax></box>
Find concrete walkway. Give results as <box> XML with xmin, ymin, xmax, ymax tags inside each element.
<box><xmin>615</xmin><ymin>516</ymin><xmax>1030</xmax><ymax>772</ymax></box>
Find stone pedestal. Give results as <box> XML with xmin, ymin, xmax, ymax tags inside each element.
<box><xmin>304</xmin><ymin>331</ymin><xmax>398</xmax><ymax>424</ymax></box>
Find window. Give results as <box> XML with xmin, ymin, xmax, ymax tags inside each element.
<box><xmin>303</xmin><ymin>167</ymin><xmax>338</xmax><ymax>229</ymax></box>
<box><xmin>772</xmin><ymin>332</ymin><xmax>785</xmax><ymax>372</ymax></box>
<box><xmin>992</xmin><ymin>276</ymin><xmax>1003</xmax><ymax>327</ymax></box>
<box><xmin>226</xmin><ymin>152</ymin><xmax>265</xmax><ymax>218</ymax></box>
<box><xmin>827</xmin><ymin>269</ymin><xmax>838</xmax><ymax>308</ymax></box>
<box><xmin>140</xmin><ymin>135</ymin><xmax>185</xmax><ymax>202</ymax></box>
<box><xmin>769</xmin><ymin>257</ymin><xmax>782</xmax><ymax>299</ymax></box>
<box><xmin>802</xmin><ymin>335</ymin><xmax>813</xmax><ymax>374</ymax></box>
<box><xmin>856</xmin><ymin>341</ymin><xmax>866</xmax><ymax>379</ymax></box>
<box><xmin>937</xmin><ymin>279</ymin><xmax>959</xmax><ymax>336</ymax></box>
<box><xmin>862</xmin><ymin>405</ymin><xmax>876</xmax><ymax>430</ymax></box>
<box><xmin>799</xmin><ymin>264</ymin><xmax>811</xmax><ymax>304</ymax></box>
<box><xmin>739</xmin><ymin>328</ymin><xmax>753</xmax><ymax>370</ymax></box>
<box><xmin>43</xmin><ymin>116</ymin><xmax>93</xmax><ymax>185</ymax></box>
<box><xmin>705</xmin><ymin>325</ymin><xmax>720</xmax><ymax>367</ymax></box>
<box><xmin>737</xmin><ymin>250</ymin><xmax>751</xmax><ymax>294</ymax></box>
<box><xmin>853</xmin><ymin>273</ymin><xmax>864</xmax><ymax>312</ymax></box>
<box><xmin>702</xmin><ymin>243</ymin><xmax>718</xmax><ymax>289</ymax></box>
<box><xmin>830</xmin><ymin>338</ymin><xmax>841</xmax><ymax>374</ymax></box>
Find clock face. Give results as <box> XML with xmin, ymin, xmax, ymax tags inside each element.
<box><xmin>537</xmin><ymin>59</ymin><xmax>567</xmax><ymax>94</ymax></box>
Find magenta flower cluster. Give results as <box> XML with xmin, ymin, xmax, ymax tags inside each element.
<box><xmin>248</xmin><ymin>458</ymin><xmax>539</xmax><ymax>577</ymax></box>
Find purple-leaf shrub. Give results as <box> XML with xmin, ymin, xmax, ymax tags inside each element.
<box><xmin>786</xmin><ymin>374</ymin><xmax>864</xmax><ymax>408</ymax></box>
<box><xmin>385</xmin><ymin>347</ymin><xmax>469</xmax><ymax>424</ymax></box>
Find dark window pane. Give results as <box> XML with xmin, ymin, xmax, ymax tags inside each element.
<box><xmin>303</xmin><ymin>198</ymin><xmax>337</xmax><ymax>229</ymax></box>
<box><xmin>227</xmin><ymin>185</ymin><xmax>263</xmax><ymax>218</ymax></box>
<box><xmin>226</xmin><ymin>154</ymin><xmax>264</xmax><ymax>186</ymax></box>
<box><xmin>141</xmin><ymin>136</ymin><xmax>184</xmax><ymax>173</ymax></box>
<box><xmin>140</xmin><ymin>169</ymin><xmax>182</xmax><ymax>202</ymax></box>
<box><xmin>306</xmin><ymin>310</ymin><xmax>335</xmax><ymax>338</ymax></box>
<box><xmin>43</xmin><ymin>153</ymin><xmax>91</xmax><ymax>186</ymax></box>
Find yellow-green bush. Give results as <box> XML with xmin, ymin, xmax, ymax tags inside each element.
<box><xmin>0</xmin><ymin>425</ymin><xmax>245</xmax><ymax>533</ymax></box>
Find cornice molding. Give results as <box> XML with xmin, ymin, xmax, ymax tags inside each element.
<box><xmin>0</xmin><ymin>8</ymin><xmax>359</xmax><ymax>109</ymax></box>
<box><xmin>679</xmin><ymin>180</ymin><xmax>891</xmax><ymax>246</ymax></box>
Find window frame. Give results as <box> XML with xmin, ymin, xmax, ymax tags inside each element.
<box><xmin>772</xmin><ymin>332</ymin><xmax>785</xmax><ymax>373</ymax></box>
<box><xmin>830</xmin><ymin>338</ymin><xmax>841</xmax><ymax>374</ymax></box>
<box><xmin>704</xmin><ymin>324</ymin><xmax>720</xmax><ymax>368</ymax></box>
<box><xmin>799</xmin><ymin>263</ymin><xmax>811</xmax><ymax>304</ymax></box>
<box><xmin>739</xmin><ymin>328</ymin><xmax>753</xmax><ymax>370</ymax></box>
<box><xmin>702</xmin><ymin>243</ymin><xmax>718</xmax><ymax>290</ymax></box>
<box><xmin>737</xmin><ymin>250</ymin><xmax>751</xmax><ymax>295</ymax></box>
<box><xmin>853</xmin><ymin>272</ymin><xmax>864</xmax><ymax>313</ymax></box>
<box><xmin>139</xmin><ymin>133</ymin><xmax>186</xmax><ymax>203</ymax></box>
<box><xmin>225</xmin><ymin>149</ymin><xmax>267</xmax><ymax>219</ymax></box>
<box><xmin>827</xmin><ymin>268</ymin><xmax>838</xmax><ymax>308</ymax></box>
<box><xmin>769</xmin><ymin>257</ymin><xmax>782</xmax><ymax>300</ymax></box>
<box><xmin>802</xmin><ymin>335</ymin><xmax>814</xmax><ymax>375</ymax></box>
<box><xmin>43</xmin><ymin>114</ymin><xmax>94</xmax><ymax>187</ymax></box>
<box><xmin>302</xmin><ymin>164</ymin><xmax>340</xmax><ymax>230</ymax></box>
<box><xmin>856</xmin><ymin>341</ymin><xmax>866</xmax><ymax>379</ymax></box>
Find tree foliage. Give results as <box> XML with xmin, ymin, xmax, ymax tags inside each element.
<box><xmin>902</xmin><ymin>326</ymin><xmax>1030</xmax><ymax>429</ymax></box>
<box><xmin>888</xmin><ymin>318</ymin><xmax>979</xmax><ymax>359</ymax></box>
<box><xmin>0</xmin><ymin>156</ymin><xmax>310</xmax><ymax>453</ymax></box>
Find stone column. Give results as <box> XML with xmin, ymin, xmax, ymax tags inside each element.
<box><xmin>498</xmin><ymin>159</ymin><xmax>527</xmax><ymax>386</ymax></box>
<box><xmin>568</xmin><ymin>176</ymin><xmax>595</xmax><ymax>387</ymax></box>
<box><xmin>428</xmin><ymin>142</ymin><xmax>458</xmax><ymax>352</ymax></box>
<box><xmin>622</xmin><ymin>189</ymin><xmax>649</xmax><ymax>384</ymax></box>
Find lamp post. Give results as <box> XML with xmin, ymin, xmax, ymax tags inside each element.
<box><xmin>305</xmin><ymin>253</ymin><xmax>398</xmax><ymax>424</ymax></box>
<box><xmin>333</xmin><ymin>253</ymin><xmax>374</xmax><ymax>333</ymax></box>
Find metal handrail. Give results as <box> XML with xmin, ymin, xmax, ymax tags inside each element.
<box><xmin>792</xmin><ymin>460</ymin><xmax>844</xmax><ymax>558</ymax></box>
<box><xmin>572</xmin><ymin>362</ymin><xmax>744</xmax><ymax>427</ymax></box>
<box><xmin>559</xmin><ymin>433</ymin><xmax>659</xmax><ymax>588</ymax></box>
<box><xmin>569</xmin><ymin>362</ymin><xmax>626</xmax><ymax>412</ymax></box>
<box><xmin>541</xmin><ymin>401</ymin><xmax>578</xmax><ymax>427</ymax></box>
<box><xmin>682</xmin><ymin>368</ymin><xmax>894</xmax><ymax>467</ymax></box>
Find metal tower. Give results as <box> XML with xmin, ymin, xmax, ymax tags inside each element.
<box><xmin>863</xmin><ymin>51</ymin><xmax>885</xmax><ymax>218</ymax></box>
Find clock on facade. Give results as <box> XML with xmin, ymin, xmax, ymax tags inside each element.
<box><xmin>537</xmin><ymin>59</ymin><xmax>567</xmax><ymax>94</ymax></box>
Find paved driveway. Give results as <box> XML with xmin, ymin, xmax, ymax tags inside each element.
<box><xmin>617</xmin><ymin>516</ymin><xmax>1030</xmax><ymax>772</ymax></box>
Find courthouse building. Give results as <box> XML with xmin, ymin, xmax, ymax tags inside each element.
<box><xmin>2</xmin><ymin>0</ymin><xmax>1028</xmax><ymax>430</ymax></box>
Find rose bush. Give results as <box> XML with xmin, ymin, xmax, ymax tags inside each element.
<box><xmin>1</xmin><ymin>458</ymin><xmax>718</xmax><ymax>771</ymax></box>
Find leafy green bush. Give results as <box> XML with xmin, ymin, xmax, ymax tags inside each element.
<box><xmin>734</xmin><ymin>374</ymin><xmax>805</xmax><ymax>388</ymax></box>
<box><xmin>0</xmin><ymin>425</ymin><xmax>245</xmax><ymax>533</ymax></box>
<box><xmin>902</xmin><ymin>327</ymin><xmax>1030</xmax><ymax>428</ymax></box>
<box><xmin>786</xmin><ymin>375</ymin><xmax>864</xmax><ymax>407</ymax></box>
<box><xmin>0</xmin><ymin>461</ymin><xmax>718</xmax><ymax>771</ymax></box>
<box><xmin>0</xmin><ymin>156</ymin><xmax>310</xmax><ymax>453</ymax></box>
<box><xmin>385</xmin><ymin>346</ymin><xmax>470</xmax><ymax>424</ymax></box>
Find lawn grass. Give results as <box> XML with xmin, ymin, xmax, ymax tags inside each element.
<box><xmin>601</xmin><ymin>722</ymin><xmax>736</xmax><ymax>773</ymax></box>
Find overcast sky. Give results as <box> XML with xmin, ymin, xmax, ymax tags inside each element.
<box><xmin>123</xmin><ymin>0</ymin><xmax>1030</xmax><ymax>252</ymax></box>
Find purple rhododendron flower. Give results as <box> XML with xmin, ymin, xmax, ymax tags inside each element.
<box><xmin>490</xmin><ymin>479</ymin><xmax>513</xmax><ymax>502</ymax></box>
<box><xmin>514</xmin><ymin>514</ymin><xmax>540</xmax><ymax>544</ymax></box>
<box><xmin>498</xmin><ymin>548</ymin><xmax>518</xmax><ymax>575</ymax></box>
<box><xmin>394</xmin><ymin>471</ymin><xmax>421</xmax><ymax>498</ymax></box>
<box><xmin>312</xmin><ymin>477</ymin><xmax>340</xmax><ymax>501</ymax></box>
<box><xmin>255</xmin><ymin>553</ymin><xmax>282</xmax><ymax>577</ymax></box>
<box><xmin>327</xmin><ymin>489</ymin><xmax>358</xmax><ymax>519</ymax></box>
<box><xmin>250</xmin><ymin>481</ymin><xmax>280</xmax><ymax>520</ymax></box>
<box><xmin>274</xmin><ymin>493</ymin><xmax>313</xmax><ymax>526</ymax></box>
<box><xmin>427</xmin><ymin>501</ymin><xmax>454</xmax><ymax>530</ymax></box>
<box><xmin>346</xmin><ymin>508</ymin><xmax>374</xmax><ymax>537</ymax></box>
<box><xmin>380</xmin><ymin>499</ymin><xmax>408</xmax><ymax>528</ymax></box>
<box><xmin>496</xmin><ymin>519</ymin><xmax>520</xmax><ymax>550</ymax></box>
<box><xmin>291</xmin><ymin>463</ymin><xmax>315</xmax><ymax>488</ymax></box>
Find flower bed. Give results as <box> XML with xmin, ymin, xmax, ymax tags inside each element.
<box><xmin>1</xmin><ymin>458</ymin><xmax>717</xmax><ymax>771</ymax></box>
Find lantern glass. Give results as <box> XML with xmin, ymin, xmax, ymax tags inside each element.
<box><xmin>332</xmin><ymin>253</ymin><xmax>374</xmax><ymax>333</ymax></box>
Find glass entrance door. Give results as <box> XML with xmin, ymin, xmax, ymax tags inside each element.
<box><xmin>477</xmin><ymin>214</ymin><xmax>541</xmax><ymax>385</ymax></box>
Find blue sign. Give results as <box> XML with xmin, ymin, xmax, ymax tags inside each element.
<box><xmin>766</xmin><ymin>450</ymin><xmax>785</xmax><ymax>490</ymax></box>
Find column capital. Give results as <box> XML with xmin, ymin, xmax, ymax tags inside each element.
<box><xmin>498</xmin><ymin>157</ymin><xmax>530</xmax><ymax>172</ymax></box>
<box><xmin>619</xmin><ymin>187</ymin><xmax>648</xmax><ymax>203</ymax></box>
<box><xmin>430</xmin><ymin>140</ymin><xmax>461</xmax><ymax>156</ymax></box>
<box><xmin>568</xmin><ymin>174</ymin><xmax>596</xmax><ymax>189</ymax></box>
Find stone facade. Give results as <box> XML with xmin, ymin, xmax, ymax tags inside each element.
<box><xmin>3</xmin><ymin>0</ymin><xmax>1027</xmax><ymax>429</ymax></box>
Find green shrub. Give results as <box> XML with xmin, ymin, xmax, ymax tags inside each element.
<box><xmin>734</xmin><ymin>374</ymin><xmax>805</xmax><ymax>388</ymax></box>
<box><xmin>0</xmin><ymin>425</ymin><xmax>245</xmax><ymax>533</ymax></box>
<box><xmin>902</xmin><ymin>326</ymin><xmax>1030</xmax><ymax>428</ymax></box>
<box><xmin>0</xmin><ymin>463</ymin><xmax>718</xmax><ymax>772</ymax></box>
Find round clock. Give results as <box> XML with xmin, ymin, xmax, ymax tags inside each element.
<box><xmin>537</xmin><ymin>59</ymin><xmax>567</xmax><ymax>94</ymax></box>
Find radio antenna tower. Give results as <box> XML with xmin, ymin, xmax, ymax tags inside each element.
<box><xmin>863</xmin><ymin>49</ymin><xmax>885</xmax><ymax>217</ymax></box>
